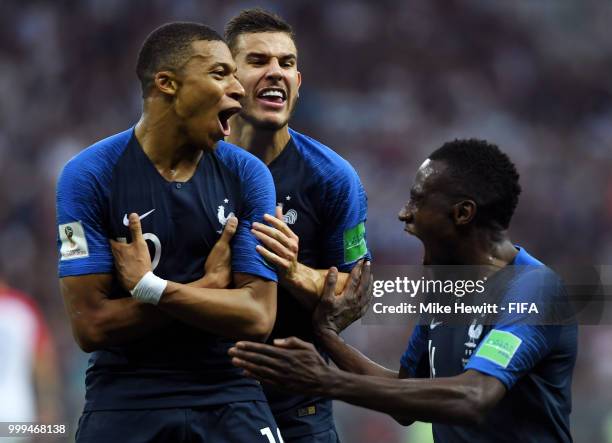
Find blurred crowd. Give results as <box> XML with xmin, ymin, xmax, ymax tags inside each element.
<box><xmin>1</xmin><ymin>0</ymin><xmax>611</xmax><ymax>441</ymax></box>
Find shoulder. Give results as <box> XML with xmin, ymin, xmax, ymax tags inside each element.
<box><xmin>289</xmin><ymin>128</ymin><xmax>362</xmax><ymax>190</ymax></box>
<box><xmin>58</xmin><ymin>128</ymin><xmax>133</xmax><ymax>189</ymax></box>
<box><xmin>214</xmin><ymin>140</ymin><xmax>273</xmax><ymax>184</ymax></box>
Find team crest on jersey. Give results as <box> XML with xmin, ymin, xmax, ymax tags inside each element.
<box><xmin>216</xmin><ymin>198</ymin><xmax>235</xmax><ymax>234</ymax></box>
<box><xmin>58</xmin><ymin>221</ymin><xmax>89</xmax><ymax>260</ymax></box>
<box><xmin>462</xmin><ymin>319</ymin><xmax>484</xmax><ymax>367</ymax></box>
<box><xmin>279</xmin><ymin>196</ymin><xmax>298</xmax><ymax>225</ymax></box>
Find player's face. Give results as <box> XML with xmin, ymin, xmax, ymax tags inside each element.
<box><xmin>232</xmin><ymin>32</ymin><xmax>301</xmax><ymax>130</ymax></box>
<box><xmin>398</xmin><ymin>160</ymin><xmax>456</xmax><ymax>245</ymax></box>
<box><xmin>173</xmin><ymin>40</ymin><xmax>245</xmax><ymax>149</ymax></box>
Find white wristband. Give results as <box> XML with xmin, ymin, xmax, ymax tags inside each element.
<box><xmin>130</xmin><ymin>271</ymin><xmax>167</xmax><ymax>305</ymax></box>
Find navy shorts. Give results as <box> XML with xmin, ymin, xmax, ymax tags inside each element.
<box><xmin>76</xmin><ymin>401</ymin><xmax>282</xmax><ymax>443</ymax></box>
<box><xmin>272</xmin><ymin>399</ymin><xmax>339</xmax><ymax>443</ymax></box>
<box><xmin>283</xmin><ymin>428</ymin><xmax>340</xmax><ymax>443</ymax></box>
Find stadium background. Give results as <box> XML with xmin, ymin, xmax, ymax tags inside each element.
<box><xmin>1</xmin><ymin>0</ymin><xmax>612</xmax><ymax>441</ymax></box>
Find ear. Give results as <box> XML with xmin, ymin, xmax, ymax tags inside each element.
<box><xmin>296</xmin><ymin>70</ymin><xmax>302</xmax><ymax>93</ymax></box>
<box><xmin>153</xmin><ymin>71</ymin><xmax>179</xmax><ymax>96</ymax></box>
<box><xmin>453</xmin><ymin>200</ymin><xmax>477</xmax><ymax>226</ymax></box>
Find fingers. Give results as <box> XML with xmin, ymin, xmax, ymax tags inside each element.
<box><xmin>345</xmin><ymin>260</ymin><xmax>364</xmax><ymax>294</ymax></box>
<box><xmin>109</xmin><ymin>239</ymin><xmax>126</xmax><ymax>256</ymax></box>
<box><xmin>229</xmin><ymin>355</ymin><xmax>285</xmax><ymax>386</ymax></box>
<box><xmin>252</xmin><ymin>229</ymin><xmax>295</xmax><ymax>261</ymax></box>
<box><xmin>128</xmin><ymin>213</ymin><xmax>144</xmax><ymax>243</ymax></box>
<box><xmin>220</xmin><ymin>216</ymin><xmax>238</xmax><ymax>242</ymax></box>
<box><xmin>263</xmin><ymin>213</ymin><xmax>299</xmax><ymax>241</ymax></box>
<box><xmin>252</xmin><ymin>221</ymin><xmax>297</xmax><ymax>251</ymax></box>
<box><xmin>255</xmin><ymin>245</ymin><xmax>291</xmax><ymax>270</ymax></box>
<box><xmin>273</xmin><ymin>336</ymin><xmax>315</xmax><ymax>350</ymax></box>
<box><xmin>234</xmin><ymin>341</ymin><xmax>293</xmax><ymax>359</ymax></box>
<box><xmin>358</xmin><ymin>261</ymin><xmax>371</xmax><ymax>291</ymax></box>
<box><xmin>360</xmin><ymin>274</ymin><xmax>374</xmax><ymax>317</ymax></box>
<box><xmin>228</xmin><ymin>347</ymin><xmax>288</xmax><ymax>371</ymax></box>
<box><xmin>322</xmin><ymin>267</ymin><xmax>339</xmax><ymax>302</ymax></box>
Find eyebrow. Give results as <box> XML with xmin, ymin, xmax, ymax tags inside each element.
<box><xmin>201</xmin><ymin>60</ymin><xmax>237</xmax><ymax>74</ymax></box>
<box><xmin>189</xmin><ymin>54</ymin><xmax>236</xmax><ymax>70</ymax></box>
<box><xmin>245</xmin><ymin>52</ymin><xmax>297</xmax><ymax>61</ymax></box>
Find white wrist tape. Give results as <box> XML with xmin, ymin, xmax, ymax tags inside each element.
<box><xmin>130</xmin><ymin>271</ymin><xmax>167</xmax><ymax>305</ymax></box>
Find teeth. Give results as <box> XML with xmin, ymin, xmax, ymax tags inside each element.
<box><xmin>260</xmin><ymin>90</ymin><xmax>284</xmax><ymax>99</ymax></box>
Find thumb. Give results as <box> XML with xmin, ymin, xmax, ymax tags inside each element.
<box><xmin>322</xmin><ymin>267</ymin><xmax>338</xmax><ymax>301</ymax></box>
<box><xmin>220</xmin><ymin>216</ymin><xmax>238</xmax><ymax>242</ymax></box>
<box><xmin>129</xmin><ymin>213</ymin><xmax>144</xmax><ymax>242</ymax></box>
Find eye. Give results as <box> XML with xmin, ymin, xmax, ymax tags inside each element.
<box><xmin>281</xmin><ymin>60</ymin><xmax>295</xmax><ymax>68</ymax></box>
<box><xmin>211</xmin><ymin>70</ymin><xmax>225</xmax><ymax>79</ymax></box>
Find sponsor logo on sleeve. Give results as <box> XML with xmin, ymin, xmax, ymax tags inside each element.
<box><xmin>59</xmin><ymin>221</ymin><xmax>89</xmax><ymax>260</ymax></box>
<box><xmin>474</xmin><ymin>329</ymin><xmax>522</xmax><ymax>368</ymax></box>
<box><xmin>343</xmin><ymin>222</ymin><xmax>367</xmax><ymax>263</ymax></box>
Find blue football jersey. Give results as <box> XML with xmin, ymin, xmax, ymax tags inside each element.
<box><xmin>56</xmin><ymin>128</ymin><xmax>277</xmax><ymax>411</ymax></box>
<box><xmin>264</xmin><ymin>129</ymin><xmax>370</xmax><ymax>438</ymax></box>
<box><xmin>400</xmin><ymin>247</ymin><xmax>577</xmax><ymax>442</ymax></box>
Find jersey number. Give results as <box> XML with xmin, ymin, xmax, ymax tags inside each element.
<box><xmin>143</xmin><ymin>232</ymin><xmax>161</xmax><ymax>271</ymax></box>
<box><xmin>260</xmin><ymin>427</ymin><xmax>284</xmax><ymax>443</ymax></box>
<box><xmin>428</xmin><ymin>339</ymin><xmax>436</xmax><ymax>378</ymax></box>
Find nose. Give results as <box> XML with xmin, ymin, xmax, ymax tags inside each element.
<box><xmin>228</xmin><ymin>75</ymin><xmax>245</xmax><ymax>101</ymax></box>
<box><xmin>265</xmin><ymin>58</ymin><xmax>283</xmax><ymax>81</ymax></box>
<box><xmin>398</xmin><ymin>205</ymin><xmax>412</xmax><ymax>222</ymax></box>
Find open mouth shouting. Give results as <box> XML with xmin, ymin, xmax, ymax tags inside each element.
<box><xmin>217</xmin><ymin>105</ymin><xmax>241</xmax><ymax>137</ymax></box>
<box><xmin>256</xmin><ymin>87</ymin><xmax>287</xmax><ymax>109</ymax></box>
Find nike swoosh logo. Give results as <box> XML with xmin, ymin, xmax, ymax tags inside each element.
<box><xmin>123</xmin><ymin>209</ymin><xmax>155</xmax><ymax>226</ymax></box>
<box><xmin>430</xmin><ymin>319</ymin><xmax>443</xmax><ymax>330</ymax></box>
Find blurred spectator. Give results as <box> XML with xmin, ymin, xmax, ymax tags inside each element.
<box><xmin>0</xmin><ymin>280</ymin><xmax>61</xmax><ymax>442</ymax></box>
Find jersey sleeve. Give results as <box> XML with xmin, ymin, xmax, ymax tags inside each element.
<box><xmin>400</xmin><ymin>325</ymin><xmax>430</xmax><ymax>378</ymax></box>
<box><xmin>465</xmin><ymin>324</ymin><xmax>560</xmax><ymax>389</ymax></box>
<box><xmin>231</xmin><ymin>156</ymin><xmax>278</xmax><ymax>282</ymax></box>
<box><xmin>320</xmin><ymin>163</ymin><xmax>371</xmax><ymax>271</ymax></box>
<box><xmin>465</xmin><ymin>267</ymin><xmax>566</xmax><ymax>389</ymax></box>
<box><xmin>56</xmin><ymin>157</ymin><xmax>114</xmax><ymax>277</ymax></box>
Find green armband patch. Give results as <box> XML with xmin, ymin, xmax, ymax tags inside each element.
<box><xmin>343</xmin><ymin>222</ymin><xmax>367</xmax><ymax>263</ymax></box>
<box><xmin>474</xmin><ymin>330</ymin><xmax>522</xmax><ymax>368</ymax></box>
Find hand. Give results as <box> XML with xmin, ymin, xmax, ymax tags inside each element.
<box><xmin>313</xmin><ymin>260</ymin><xmax>373</xmax><ymax>335</ymax></box>
<box><xmin>110</xmin><ymin>213</ymin><xmax>152</xmax><ymax>291</ymax></box>
<box><xmin>252</xmin><ymin>206</ymin><xmax>300</xmax><ymax>284</ymax></box>
<box><xmin>194</xmin><ymin>216</ymin><xmax>237</xmax><ymax>289</ymax></box>
<box><xmin>228</xmin><ymin>337</ymin><xmax>335</xmax><ymax>396</ymax></box>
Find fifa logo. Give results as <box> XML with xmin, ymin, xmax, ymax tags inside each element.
<box><xmin>64</xmin><ymin>226</ymin><xmax>77</xmax><ymax>249</ymax></box>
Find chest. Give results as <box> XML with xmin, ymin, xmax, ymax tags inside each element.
<box><xmin>426</xmin><ymin>320</ymin><xmax>492</xmax><ymax>378</ymax></box>
<box><xmin>269</xmin><ymin>160</ymin><xmax>324</xmax><ymax>265</ymax></box>
<box><xmin>106</xmin><ymin>153</ymin><xmax>241</xmax><ymax>282</ymax></box>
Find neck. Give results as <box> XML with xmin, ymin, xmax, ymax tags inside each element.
<box><xmin>227</xmin><ymin>115</ymin><xmax>290</xmax><ymax>164</ymax></box>
<box><xmin>135</xmin><ymin>99</ymin><xmax>203</xmax><ymax>181</ymax></box>
<box><xmin>424</xmin><ymin>228</ymin><xmax>518</xmax><ymax>268</ymax></box>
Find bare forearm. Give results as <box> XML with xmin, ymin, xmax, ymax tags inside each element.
<box><xmin>316</xmin><ymin>329</ymin><xmax>397</xmax><ymax>378</ymax></box>
<box><xmin>87</xmin><ymin>297</ymin><xmax>170</xmax><ymax>347</ymax></box>
<box><xmin>326</xmin><ymin>370</ymin><xmax>482</xmax><ymax>425</ymax></box>
<box><xmin>159</xmin><ymin>281</ymin><xmax>274</xmax><ymax>341</ymax></box>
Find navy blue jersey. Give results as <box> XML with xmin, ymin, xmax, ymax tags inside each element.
<box><xmin>56</xmin><ymin>128</ymin><xmax>277</xmax><ymax>411</ymax></box>
<box><xmin>400</xmin><ymin>247</ymin><xmax>577</xmax><ymax>443</ymax></box>
<box><xmin>264</xmin><ymin>129</ymin><xmax>370</xmax><ymax>437</ymax></box>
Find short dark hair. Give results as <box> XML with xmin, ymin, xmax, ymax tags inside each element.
<box><xmin>429</xmin><ymin>139</ymin><xmax>521</xmax><ymax>229</ymax></box>
<box><xmin>136</xmin><ymin>22</ymin><xmax>223</xmax><ymax>96</ymax></box>
<box><xmin>224</xmin><ymin>8</ymin><xmax>295</xmax><ymax>54</ymax></box>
